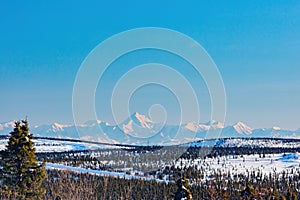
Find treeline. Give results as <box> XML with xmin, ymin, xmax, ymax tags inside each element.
<box><xmin>181</xmin><ymin>146</ymin><xmax>300</xmax><ymax>159</ymax></box>
<box><xmin>42</xmin><ymin>168</ymin><xmax>300</xmax><ymax>200</ymax></box>
<box><xmin>156</xmin><ymin>164</ymin><xmax>300</xmax><ymax>199</ymax></box>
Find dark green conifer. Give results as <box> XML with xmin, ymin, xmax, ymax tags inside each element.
<box><xmin>0</xmin><ymin>120</ymin><xmax>46</xmax><ymax>199</ymax></box>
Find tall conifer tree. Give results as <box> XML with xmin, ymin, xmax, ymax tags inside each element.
<box><xmin>0</xmin><ymin>120</ymin><xmax>46</xmax><ymax>199</ymax></box>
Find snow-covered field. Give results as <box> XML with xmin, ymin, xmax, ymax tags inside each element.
<box><xmin>45</xmin><ymin>162</ymin><xmax>172</xmax><ymax>183</ymax></box>
<box><xmin>175</xmin><ymin>152</ymin><xmax>300</xmax><ymax>178</ymax></box>
<box><xmin>43</xmin><ymin>152</ymin><xmax>300</xmax><ymax>184</ymax></box>
<box><xmin>46</xmin><ymin>163</ymin><xmax>153</xmax><ymax>180</ymax></box>
<box><xmin>0</xmin><ymin>138</ymin><xmax>119</xmax><ymax>152</ymax></box>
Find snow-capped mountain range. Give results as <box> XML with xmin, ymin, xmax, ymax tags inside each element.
<box><xmin>1</xmin><ymin>112</ymin><xmax>300</xmax><ymax>145</ymax></box>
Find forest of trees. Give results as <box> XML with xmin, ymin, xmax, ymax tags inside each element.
<box><xmin>1</xmin><ymin>168</ymin><xmax>298</xmax><ymax>199</ymax></box>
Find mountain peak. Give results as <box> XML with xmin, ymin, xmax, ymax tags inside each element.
<box><xmin>185</xmin><ymin>122</ymin><xmax>210</xmax><ymax>132</ymax></box>
<box><xmin>233</xmin><ymin>121</ymin><xmax>252</xmax><ymax>134</ymax></box>
<box><xmin>185</xmin><ymin>122</ymin><xmax>199</xmax><ymax>132</ymax></box>
<box><xmin>51</xmin><ymin>122</ymin><xmax>69</xmax><ymax>132</ymax></box>
<box><xmin>129</xmin><ymin>112</ymin><xmax>153</xmax><ymax>128</ymax></box>
<box><xmin>205</xmin><ymin>120</ymin><xmax>224</xmax><ymax>129</ymax></box>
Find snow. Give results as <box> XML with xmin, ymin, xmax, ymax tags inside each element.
<box><xmin>132</xmin><ymin>112</ymin><xmax>154</xmax><ymax>129</ymax></box>
<box><xmin>50</xmin><ymin>123</ymin><xmax>67</xmax><ymax>132</ymax></box>
<box><xmin>273</xmin><ymin>126</ymin><xmax>281</xmax><ymax>130</ymax></box>
<box><xmin>175</xmin><ymin>152</ymin><xmax>300</xmax><ymax>179</ymax></box>
<box><xmin>185</xmin><ymin>122</ymin><xmax>210</xmax><ymax>132</ymax></box>
<box><xmin>2</xmin><ymin>116</ymin><xmax>300</xmax><ymax>145</ymax></box>
<box><xmin>0</xmin><ymin>139</ymin><xmax>7</xmax><ymax>150</ymax></box>
<box><xmin>233</xmin><ymin>121</ymin><xmax>253</xmax><ymax>134</ymax></box>
<box><xmin>46</xmin><ymin>151</ymin><xmax>300</xmax><ymax>186</ymax></box>
<box><xmin>0</xmin><ymin>138</ymin><xmax>119</xmax><ymax>152</ymax></box>
<box><xmin>185</xmin><ymin>122</ymin><xmax>199</xmax><ymax>132</ymax></box>
<box><xmin>279</xmin><ymin>152</ymin><xmax>299</xmax><ymax>162</ymax></box>
<box><xmin>2</xmin><ymin>135</ymin><xmax>300</xmax><ymax>184</ymax></box>
<box><xmin>123</xmin><ymin>120</ymin><xmax>134</xmax><ymax>133</ymax></box>
<box><xmin>46</xmin><ymin>163</ymin><xmax>137</xmax><ymax>179</ymax></box>
<box><xmin>45</xmin><ymin>163</ymin><xmax>166</xmax><ymax>182</ymax></box>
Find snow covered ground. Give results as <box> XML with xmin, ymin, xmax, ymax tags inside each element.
<box><xmin>0</xmin><ymin>138</ymin><xmax>118</xmax><ymax>152</ymax></box>
<box><xmin>43</xmin><ymin>152</ymin><xmax>300</xmax><ymax>184</ymax></box>
<box><xmin>175</xmin><ymin>152</ymin><xmax>300</xmax><ymax>178</ymax></box>
<box><xmin>45</xmin><ymin>163</ymin><xmax>167</xmax><ymax>182</ymax></box>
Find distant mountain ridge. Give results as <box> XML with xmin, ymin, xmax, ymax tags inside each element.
<box><xmin>1</xmin><ymin>112</ymin><xmax>300</xmax><ymax>145</ymax></box>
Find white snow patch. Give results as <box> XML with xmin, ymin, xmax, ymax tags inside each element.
<box><xmin>273</xmin><ymin>126</ymin><xmax>281</xmax><ymax>130</ymax></box>
<box><xmin>46</xmin><ymin>163</ymin><xmax>167</xmax><ymax>182</ymax></box>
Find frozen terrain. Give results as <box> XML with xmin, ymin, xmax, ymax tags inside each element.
<box><xmin>175</xmin><ymin>153</ymin><xmax>300</xmax><ymax>179</ymax></box>
<box><xmin>0</xmin><ymin>138</ymin><xmax>119</xmax><ymax>152</ymax></box>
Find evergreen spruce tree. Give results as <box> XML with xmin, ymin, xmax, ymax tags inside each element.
<box><xmin>0</xmin><ymin>120</ymin><xmax>46</xmax><ymax>199</ymax></box>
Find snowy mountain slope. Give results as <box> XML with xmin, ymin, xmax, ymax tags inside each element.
<box><xmin>233</xmin><ymin>121</ymin><xmax>253</xmax><ymax>134</ymax></box>
<box><xmin>121</xmin><ymin>112</ymin><xmax>157</xmax><ymax>137</ymax></box>
<box><xmin>185</xmin><ymin>122</ymin><xmax>210</xmax><ymax>132</ymax></box>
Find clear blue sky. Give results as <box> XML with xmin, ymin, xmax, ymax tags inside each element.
<box><xmin>0</xmin><ymin>1</ymin><xmax>299</xmax><ymax>129</ymax></box>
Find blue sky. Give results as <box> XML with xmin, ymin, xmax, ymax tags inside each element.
<box><xmin>0</xmin><ymin>1</ymin><xmax>299</xmax><ymax>129</ymax></box>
